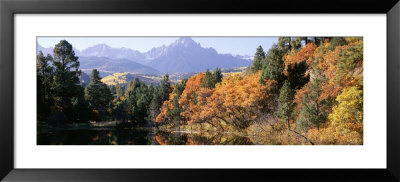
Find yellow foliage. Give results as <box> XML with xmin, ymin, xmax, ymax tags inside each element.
<box><xmin>324</xmin><ymin>86</ymin><xmax>363</xmax><ymax>144</ymax></box>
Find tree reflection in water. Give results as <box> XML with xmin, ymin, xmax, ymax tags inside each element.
<box><xmin>154</xmin><ymin>131</ymin><xmax>253</xmax><ymax>145</ymax></box>
<box><xmin>37</xmin><ymin>128</ymin><xmax>253</xmax><ymax>145</ymax></box>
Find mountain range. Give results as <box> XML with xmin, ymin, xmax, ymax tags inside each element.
<box><xmin>78</xmin><ymin>56</ymin><xmax>159</xmax><ymax>77</ymax></box>
<box><xmin>37</xmin><ymin>37</ymin><xmax>253</xmax><ymax>74</ymax></box>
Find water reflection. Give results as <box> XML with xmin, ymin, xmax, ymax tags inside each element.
<box><xmin>37</xmin><ymin>128</ymin><xmax>253</xmax><ymax>145</ymax></box>
<box><xmin>155</xmin><ymin>131</ymin><xmax>253</xmax><ymax>145</ymax></box>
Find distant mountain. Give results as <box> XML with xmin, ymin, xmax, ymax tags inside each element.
<box><xmin>36</xmin><ymin>44</ymin><xmax>53</xmax><ymax>56</ymax></box>
<box><xmin>144</xmin><ymin>38</ymin><xmax>251</xmax><ymax>73</ymax></box>
<box><xmin>37</xmin><ymin>37</ymin><xmax>252</xmax><ymax>74</ymax></box>
<box><xmin>78</xmin><ymin>56</ymin><xmax>160</xmax><ymax>77</ymax></box>
<box><xmin>36</xmin><ymin>43</ymin><xmax>81</xmax><ymax>57</ymax></box>
<box><xmin>79</xmin><ymin>44</ymin><xmax>144</xmax><ymax>61</ymax></box>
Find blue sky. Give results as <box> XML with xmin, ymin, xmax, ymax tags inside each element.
<box><xmin>37</xmin><ymin>37</ymin><xmax>278</xmax><ymax>56</ymax></box>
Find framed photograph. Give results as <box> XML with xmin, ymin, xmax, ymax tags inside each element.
<box><xmin>1</xmin><ymin>0</ymin><xmax>399</xmax><ymax>181</ymax></box>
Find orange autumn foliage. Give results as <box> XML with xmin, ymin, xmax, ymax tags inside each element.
<box><xmin>195</xmin><ymin>72</ymin><xmax>276</xmax><ymax>129</ymax></box>
<box><xmin>154</xmin><ymin>37</ymin><xmax>363</xmax><ymax>145</ymax></box>
<box><xmin>178</xmin><ymin>73</ymin><xmax>214</xmax><ymax>124</ymax></box>
<box><xmin>317</xmin><ymin>39</ymin><xmax>363</xmax><ymax>101</ymax></box>
<box><xmin>156</xmin><ymin>72</ymin><xmax>214</xmax><ymax>124</ymax></box>
<box><xmin>155</xmin><ymin>71</ymin><xmax>276</xmax><ymax>130</ymax></box>
<box><xmin>155</xmin><ymin>87</ymin><xmax>176</xmax><ymax>123</ymax></box>
<box><xmin>283</xmin><ymin>43</ymin><xmax>317</xmax><ymax>76</ymax></box>
<box><xmin>154</xmin><ymin>135</ymin><xmax>167</xmax><ymax>145</ymax></box>
<box><xmin>293</xmin><ymin>84</ymin><xmax>309</xmax><ymax>117</ymax></box>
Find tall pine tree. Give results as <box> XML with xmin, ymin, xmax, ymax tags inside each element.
<box><xmin>116</xmin><ymin>84</ymin><xmax>124</xmax><ymax>99</ymax></box>
<box><xmin>149</xmin><ymin>74</ymin><xmax>172</xmax><ymax>120</ymax></box>
<box><xmin>276</xmin><ymin>80</ymin><xmax>296</xmax><ymax>130</ymax></box>
<box><xmin>85</xmin><ymin>69</ymin><xmax>112</xmax><ymax>121</ymax></box>
<box><xmin>296</xmin><ymin>68</ymin><xmax>330</xmax><ymax>131</ymax></box>
<box><xmin>250</xmin><ymin>46</ymin><xmax>266</xmax><ymax>73</ymax></box>
<box><xmin>159</xmin><ymin>74</ymin><xmax>172</xmax><ymax>101</ymax></box>
<box><xmin>259</xmin><ymin>44</ymin><xmax>285</xmax><ymax>86</ymax></box>
<box><xmin>37</xmin><ymin>51</ymin><xmax>54</xmax><ymax>120</ymax></box>
<box><xmin>51</xmin><ymin>40</ymin><xmax>83</xmax><ymax>122</ymax></box>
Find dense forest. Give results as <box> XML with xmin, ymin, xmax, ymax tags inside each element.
<box><xmin>37</xmin><ymin>40</ymin><xmax>172</xmax><ymax>127</ymax></box>
<box><xmin>37</xmin><ymin>37</ymin><xmax>363</xmax><ymax>145</ymax></box>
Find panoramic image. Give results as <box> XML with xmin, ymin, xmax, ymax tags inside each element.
<box><xmin>37</xmin><ymin>36</ymin><xmax>363</xmax><ymax>145</ymax></box>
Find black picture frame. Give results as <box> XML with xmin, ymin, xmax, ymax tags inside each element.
<box><xmin>1</xmin><ymin>0</ymin><xmax>399</xmax><ymax>181</ymax></box>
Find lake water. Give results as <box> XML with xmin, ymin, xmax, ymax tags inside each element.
<box><xmin>37</xmin><ymin>128</ymin><xmax>254</xmax><ymax>145</ymax></box>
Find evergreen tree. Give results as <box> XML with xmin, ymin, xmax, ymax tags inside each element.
<box><xmin>276</xmin><ymin>81</ymin><xmax>296</xmax><ymax>130</ymax></box>
<box><xmin>108</xmin><ymin>85</ymin><xmax>117</xmax><ymax>96</ymax></box>
<box><xmin>129</xmin><ymin>82</ymin><xmax>152</xmax><ymax>125</ymax></box>
<box><xmin>201</xmin><ymin>69</ymin><xmax>214</xmax><ymax>89</ymax></box>
<box><xmin>159</xmin><ymin>74</ymin><xmax>172</xmax><ymax>101</ymax></box>
<box><xmin>37</xmin><ymin>51</ymin><xmax>54</xmax><ymax>120</ymax></box>
<box><xmin>327</xmin><ymin>37</ymin><xmax>347</xmax><ymax>50</ymax></box>
<box><xmin>174</xmin><ymin>79</ymin><xmax>187</xmax><ymax>96</ymax></box>
<box><xmin>250</xmin><ymin>46</ymin><xmax>266</xmax><ymax>73</ymax></box>
<box><xmin>149</xmin><ymin>86</ymin><xmax>162</xmax><ymax>119</ymax></box>
<box><xmin>312</xmin><ymin>37</ymin><xmax>325</xmax><ymax>46</ymax></box>
<box><xmin>296</xmin><ymin>68</ymin><xmax>330</xmax><ymax>131</ymax></box>
<box><xmin>335</xmin><ymin>39</ymin><xmax>363</xmax><ymax>83</ymax></box>
<box><xmin>90</xmin><ymin>69</ymin><xmax>101</xmax><ymax>84</ymax></box>
<box><xmin>202</xmin><ymin>68</ymin><xmax>223</xmax><ymax>89</ymax></box>
<box><xmin>116</xmin><ymin>84</ymin><xmax>124</xmax><ymax>99</ymax></box>
<box><xmin>148</xmin><ymin>83</ymin><xmax>154</xmax><ymax>96</ymax></box>
<box><xmin>150</xmin><ymin>74</ymin><xmax>172</xmax><ymax>120</ymax></box>
<box><xmin>51</xmin><ymin>40</ymin><xmax>83</xmax><ymax>122</ymax></box>
<box><xmin>85</xmin><ymin>69</ymin><xmax>112</xmax><ymax>121</ymax></box>
<box><xmin>192</xmin><ymin>92</ymin><xmax>198</xmax><ymax>105</ymax></box>
<box><xmin>147</xmin><ymin>83</ymin><xmax>155</xmax><ymax>105</ymax></box>
<box><xmin>113</xmin><ymin>100</ymin><xmax>129</xmax><ymax>122</ymax></box>
<box><xmin>278</xmin><ymin>37</ymin><xmax>292</xmax><ymax>52</ymax></box>
<box><xmin>168</xmin><ymin>96</ymin><xmax>183</xmax><ymax>128</ymax></box>
<box><xmin>290</xmin><ymin>37</ymin><xmax>303</xmax><ymax>51</ymax></box>
<box><xmin>70</xmin><ymin>86</ymin><xmax>90</xmax><ymax>122</ymax></box>
<box><xmin>259</xmin><ymin>44</ymin><xmax>285</xmax><ymax>86</ymax></box>
<box><xmin>125</xmin><ymin>78</ymin><xmax>140</xmax><ymax>98</ymax></box>
<box><xmin>212</xmin><ymin>67</ymin><xmax>223</xmax><ymax>86</ymax></box>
